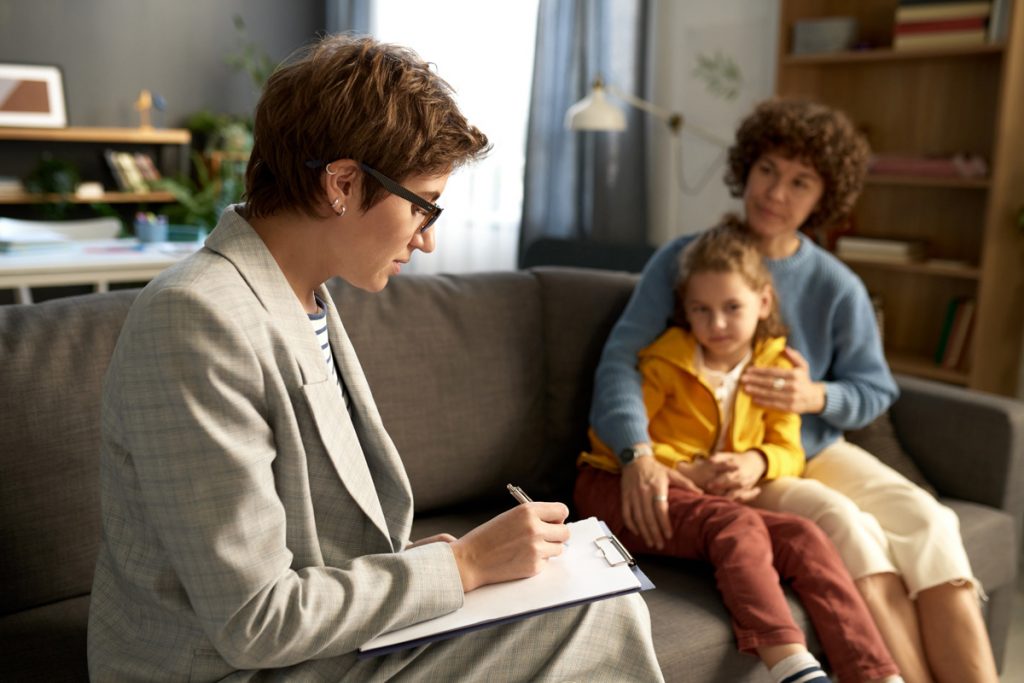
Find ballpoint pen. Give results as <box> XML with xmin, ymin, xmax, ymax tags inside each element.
<box><xmin>506</xmin><ymin>483</ymin><xmax>533</xmax><ymax>505</ymax></box>
<box><xmin>507</xmin><ymin>483</ymin><xmax>569</xmax><ymax>546</ymax></box>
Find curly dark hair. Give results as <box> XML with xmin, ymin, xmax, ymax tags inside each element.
<box><xmin>724</xmin><ymin>98</ymin><xmax>870</xmax><ymax>231</ymax></box>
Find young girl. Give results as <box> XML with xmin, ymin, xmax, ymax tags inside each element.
<box><xmin>575</xmin><ymin>224</ymin><xmax>901</xmax><ymax>683</ymax></box>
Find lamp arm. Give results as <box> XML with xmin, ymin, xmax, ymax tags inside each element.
<box><xmin>605</xmin><ymin>84</ymin><xmax>731</xmax><ymax>147</ymax></box>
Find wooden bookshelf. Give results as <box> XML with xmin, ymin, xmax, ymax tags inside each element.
<box><xmin>777</xmin><ymin>0</ymin><xmax>1024</xmax><ymax>396</ymax></box>
<box><xmin>0</xmin><ymin>190</ymin><xmax>177</xmax><ymax>204</ymax></box>
<box><xmin>838</xmin><ymin>256</ymin><xmax>982</xmax><ymax>279</ymax></box>
<box><xmin>0</xmin><ymin>126</ymin><xmax>190</xmax><ymax>145</ymax></box>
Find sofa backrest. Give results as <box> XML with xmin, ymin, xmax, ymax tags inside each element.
<box><xmin>328</xmin><ymin>267</ymin><xmax>638</xmax><ymax>511</ymax></box>
<box><xmin>329</xmin><ymin>270</ymin><xmax>552</xmax><ymax>512</ymax></box>
<box><xmin>0</xmin><ymin>267</ymin><xmax>638</xmax><ymax>615</ymax></box>
<box><xmin>0</xmin><ymin>290</ymin><xmax>137</xmax><ymax>615</ymax></box>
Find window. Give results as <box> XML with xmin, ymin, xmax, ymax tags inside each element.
<box><xmin>371</xmin><ymin>0</ymin><xmax>539</xmax><ymax>274</ymax></box>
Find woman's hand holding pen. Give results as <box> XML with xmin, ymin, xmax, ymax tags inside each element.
<box><xmin>450</xmin><ymin>502</ymin><xmax>570</xmax><ymax>592</ymax></box>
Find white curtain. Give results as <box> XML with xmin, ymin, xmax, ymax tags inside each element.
<box><xmin>370</xmin><ymin>0</ymin><xmax>539</xmax><ymax>274</ymax></box>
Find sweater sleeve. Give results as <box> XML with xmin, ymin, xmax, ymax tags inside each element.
<box><xmin>818</xmin><ymin>278</ymin><xmax>899</xmax><ymax>431</ymax></box>
<box><xmin>590</xmin><ymin>238</ymin><xmax>687</xmax><ymax>453</ymax></box>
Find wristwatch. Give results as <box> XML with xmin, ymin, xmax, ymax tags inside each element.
<box><xmin>618</xmin><ymin>445</ymin><xmax>653</xmax><ymax>466</ymax></box>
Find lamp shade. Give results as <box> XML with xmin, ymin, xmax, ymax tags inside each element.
<box><xmin>564</xmin><ymin>83</ymin><xmax>626</xmax><ymax>131</ymax></box>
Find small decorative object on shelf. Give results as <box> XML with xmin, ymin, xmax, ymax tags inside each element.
<box><xmin>792</xmin><ymin>16</ymin><xmax>859</xmax><ymax>54</ymax></box>
<box><xmin>0</xmin><ymin>63</ymin><xmax>67</xmax><ymax>128</ymax></box>
<box><xmin>134</xmin><ymin>212</ymin><xmax>168</xmax><ymax>243</ymax></box>
<box><xmin>135</xmin><ymin>89</ymin><xmax>153</xmax><ymax>130</ymax></box>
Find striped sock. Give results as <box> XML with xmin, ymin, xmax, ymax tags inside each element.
<box><xmin>769</xmin><ymin>651</ymin><xmax>831</xmax><ymax>683</ymax></box>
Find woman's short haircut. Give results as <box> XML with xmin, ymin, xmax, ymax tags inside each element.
<box><xmin>246</xmin><ymin>34</ymin><xmax>491</xmax><ymax>219</ymax></box>
<box><xmin>724</xmin><ymin>98</ymin><xmax>870</xmax><ymax>231</ymax></box>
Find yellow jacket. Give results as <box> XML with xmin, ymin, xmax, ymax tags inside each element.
<box><xmin>579</xmin><ymin>327</ymin><xmax>805</xmax><ymax>479</ymax></box>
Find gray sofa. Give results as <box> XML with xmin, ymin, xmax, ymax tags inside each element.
<box><xmin>2</xmin><ymin>266</ymin><xmax>1022</xmax><ymax>682</ymax></box>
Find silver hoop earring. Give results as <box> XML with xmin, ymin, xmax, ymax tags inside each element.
<box><xmin>325</xmin><ymin>164</ymin><xmax>338</xmax><ymax>176</ymax></box>
<box><xmin>331</xmin><ymin>197</ymin><xmax>346</xmax><ymax>217</ymax></box>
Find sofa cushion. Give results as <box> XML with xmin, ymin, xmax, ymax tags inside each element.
<box><xmin>845</xmin><ymin>411</ymin><xmax>937</xmax><ymax>496</ymax></box>
<box><xmin>0</xmin><ymin>589</ymin><xmax>90</xmax><ymax>681</ymax></box>
<box><xmin>945</xmin><ymin>499</ymin><xmax>1017</xmax><ymax>593</ymax></box>
<box><xmin>0</xmin><ymin>291</ymin><xmax>136</xmax><ymax>615</ymax></box>
<box><xmin>530</xmin><ymin>267</ymin><xmax>638</xmax><ymax>502</ymax></box>
<box><xmin>328</xmin><ymin>272</ymin><xmax>547</xmax><ymax>513</ymax></box>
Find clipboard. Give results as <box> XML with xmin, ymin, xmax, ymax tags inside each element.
<box><xmin>357</xmin><ymin>516</ymin><xmax>653</xmax><ymax>658</ymax></box>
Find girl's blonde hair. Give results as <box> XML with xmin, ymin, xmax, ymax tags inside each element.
<box><xmin>673</xmin><ymin>218</ymin><xmax>787</xmax><ymax>344</ymax></box>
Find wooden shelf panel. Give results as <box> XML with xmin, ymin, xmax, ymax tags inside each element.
<box><xmin>840</xmin><ymin>256</ymin><xmax>981</xmax><ymax>279</ymax></box>
<box><xmin>887</xmin><ymin>352</ymin><xmax>969</xmax><ymax>385</ymax></box>
<box><xmin>0</xmin><ymin>191</ymin><xmax>177</xmax><ymax>204</ymax></box>
<box><xmin>783</xmin><ymin>44</ymin><xmax>1005</xmax><ymax>66</ymax></box>
<box><xmin>865</xmin><ymin>174</ymin><xmax>990</xmax><ymax>189</ymax></box>
<box><xmin>0</xmin><ymin>126</ymin><xmax>190</xmax><ymax>145</ymax></box>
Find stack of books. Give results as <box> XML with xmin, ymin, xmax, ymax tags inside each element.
<box><xmin>893</xmin><ymin>0</ymin><xmax>992</xmax><ymax>50</ymax></box>
<box><xmin>868</xmin><ymin>153</ymin><xmax>988</xmax><ymax>179</ymax></box>
<box><xmin>835</xmin><ymin>236</ymin><xmax>927</xmax><ymax>263</ymax></box>
<box><xmin>0</xmin><ymin>217</ymin><xmax>71</xmax><ymax>254</ymax></box>
<box><xmin>104</xmin><ymin>149</ymin><xmax>162</xmax><ymax>194</ymax></box>
<box><xmin>934</xmin><ymin>297</ymin><xmax>976</xmax><ymax>369</ymax></box>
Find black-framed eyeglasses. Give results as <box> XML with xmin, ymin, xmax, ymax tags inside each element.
<box><xmin>305</xmin><ymin>159</ymin><xmax>443</xmax><ymax>231</ymax></box>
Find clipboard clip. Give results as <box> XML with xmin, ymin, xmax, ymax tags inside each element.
<box><xmin>594</xmin><ymin>533</ymin><xmax>636</xmax><ymax>567</ymax></box>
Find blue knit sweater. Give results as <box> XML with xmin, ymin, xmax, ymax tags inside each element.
<box><xmin>590</xmin><ymin>231</ymin><xmax>899</xmax><ymax>458</ymax></box>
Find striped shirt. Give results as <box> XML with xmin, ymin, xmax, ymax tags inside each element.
<box><xmin>308</xmin><ymin>295</ymin><xmax>349</xmax><ymax>412</ymax></box>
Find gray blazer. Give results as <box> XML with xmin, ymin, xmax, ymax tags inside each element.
<box><xmin>87</xmin><ymin>209</ymin><xmax>464</xmax><ymax>680</ymax></box>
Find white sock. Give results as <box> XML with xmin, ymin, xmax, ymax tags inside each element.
<box><xmin>769</xmin><ymin>651</ymin><xmax>831</xmax><ymax>683</ymax></box>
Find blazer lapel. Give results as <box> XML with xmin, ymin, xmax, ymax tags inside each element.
<box><xmin>319</xmin><ymin>283</ymin><xmax>414</xmax><ymax>547</ymax></box>
<box><xmin>204</xmin><ymin>208</ymin><xmax>394</xmax><ymax>545</ymax></box>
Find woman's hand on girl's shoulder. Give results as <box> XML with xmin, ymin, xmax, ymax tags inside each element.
<box><xmin>742</xmin><ymin>347</ymin><xmax>826</xmax><ymax>414</ymax></box>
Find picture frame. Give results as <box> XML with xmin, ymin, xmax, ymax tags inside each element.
<box><xmin>0</xmin><ymin>63</ymin><xmax>68</xmax><ymax>128</ymax></box>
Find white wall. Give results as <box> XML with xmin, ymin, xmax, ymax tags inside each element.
<box><xmin>648</xmin><ymin>0</ymin><xmax>780</xmax><ymax>246</ymax></box>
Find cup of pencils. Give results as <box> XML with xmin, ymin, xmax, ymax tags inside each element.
<box><xmin>134</xmin><ymin>212</ymin><xmax>168</xmax><ymax>243</ymax></box>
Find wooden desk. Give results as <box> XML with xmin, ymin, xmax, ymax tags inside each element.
<box><xmin>0</xmin><ymin>239</ymin><xmax>200</xmax><ymax>304</ymax></box>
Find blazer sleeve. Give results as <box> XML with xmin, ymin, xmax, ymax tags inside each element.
<box><xmin>111</xmin><ymin>286</ymin><xmax>463</xmax><ymax>669</ymax></box>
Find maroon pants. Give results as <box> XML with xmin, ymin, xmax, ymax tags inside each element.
<box><xmin>575</xmin><ymin>466</ymin><xmax>898</xmax><ymax>683</ymax></box>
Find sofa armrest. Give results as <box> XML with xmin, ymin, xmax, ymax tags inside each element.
<box><xmin>889</xmin><ymin>374</ymin><xmax>1024</xmax><ymax>521</ymax></box>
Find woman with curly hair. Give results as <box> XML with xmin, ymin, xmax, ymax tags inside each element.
<box><xmin>587</xmin><ymin>98</ymin><xmax>997</xmax><ymax>683</ymax></box>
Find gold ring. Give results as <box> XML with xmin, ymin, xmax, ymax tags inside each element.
<box><xmin>653</xmin><ymin>494</ymin><xmax>668</xmax><ymax>502</ymax></box>
<box><xmin>772</xmin><ymin>377</ymin><xmax>786</xmax><ymax>391</ymax></box>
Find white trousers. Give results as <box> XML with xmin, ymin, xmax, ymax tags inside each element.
<box><xmin>755</xmin><ymin>438</ymin><xmax>978</xmax><ymax>599</ymax></box>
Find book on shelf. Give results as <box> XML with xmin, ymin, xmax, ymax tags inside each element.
<box><xmin>868</xmin><ymin>153</ymin><xmax>988</xmax><ymax>179</ymax></box>
<box><xmin>940</xmin><ymin>297</ymin><xmax>976</xmax><ymax>369</ymax></box>
<box><xmin>895</xmin><ymin>1</ymin><xmax>992</xmax><ymax>23</ymax></box>
<box><xmin>835</xmin><ymin>236</ymin><xmax>927</xmax><ymax>262</ymax></box>
<box><xmin>988</xmin><ymin>0</ymin><xmax>1011</xmax><ymax>41</ymax></box>
<box><xmin>934</xmin><ymin>297</ymin><xmax>962</xmax><ymax>364</ymax></box>
<box><xmin>894</xmin><ymin>29</ymin><xmax>987</xmax><ymax>49</ymax></box>
<box><xmin>870</xmin><ymin>294</ymin><xmax>886</xmax><ymax>343</ymax></box>
<box><xmin>133</xmin><ymin>152</ymin><xmax>162</xmax><ymax>184</ymax></box>
<box><xmin>104</xmin><ymin>149</ymin><xmax>156</xmax><ymax>194</ymax></box>
<box><xmin>895</xmin><ymin>16</ymin><xmax>987</xmax><ymax>33</ymax></box>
